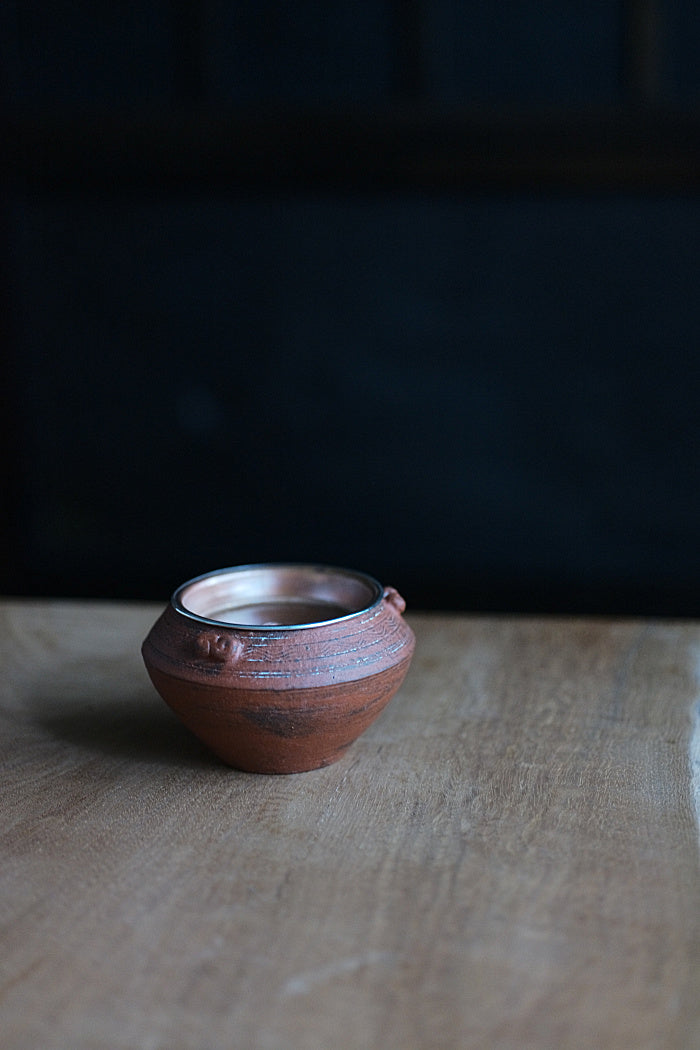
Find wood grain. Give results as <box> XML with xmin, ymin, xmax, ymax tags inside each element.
<box><xmin>1</xmin><ymin>601</ymin><xmax>699</xmax><ymax>1049</ymax></box>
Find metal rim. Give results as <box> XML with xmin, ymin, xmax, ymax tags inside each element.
<box><xmin>171</xmin><ymin>563</ymin><xmax>384</xmax><ymax>630</ymax></box>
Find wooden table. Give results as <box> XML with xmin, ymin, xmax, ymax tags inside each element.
<box><xmin>2</xmin><ymin>601</ymin><xmax>699</xmax><ymax>1049</ymax></box>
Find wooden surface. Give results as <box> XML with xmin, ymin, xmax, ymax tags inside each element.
<box><xmin>1</xmin><ymin>601</ymin><xmax>700</xmax><ymax>1050</ymax></box>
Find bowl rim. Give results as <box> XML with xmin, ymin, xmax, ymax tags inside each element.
<box><xmin>171</xmin><ymin>563</ymin><xmax>385</xmax><ymax>631</ymax></box>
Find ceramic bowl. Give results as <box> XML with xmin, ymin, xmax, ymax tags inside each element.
<box><xmin>141</xmin><ymin>564</ymin><xmax>415</xmax><ymax>773</ymax></box>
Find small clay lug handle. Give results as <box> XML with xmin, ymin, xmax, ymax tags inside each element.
<box><xmin>383</xmin><ymin>586</ymin><xmax>407</xmax><ymax>615</ymax></box>
<box><xmin>195</xmin><ymin>632</ymin><xmax>244</xmax><ymax>663</ymax></box>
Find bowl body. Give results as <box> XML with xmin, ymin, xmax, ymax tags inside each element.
<box><xmin>141</xmin><ymin>564</ymin><xmax>415</xmax><ymax>773</ymax></box>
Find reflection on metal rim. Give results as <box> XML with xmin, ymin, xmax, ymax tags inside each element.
<box><xmin>172</xmin><ymin>563</ymin><xmax>384</xmax><ymax>630</ymax></box>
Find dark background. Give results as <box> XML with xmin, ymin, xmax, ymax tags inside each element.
<box><xmin>3</xmin><ymin>2</ymin><xmax>700</xmax><ymax>614</ymax></box>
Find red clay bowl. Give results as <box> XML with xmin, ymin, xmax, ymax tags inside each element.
<box><xmin>141</xmin><ymin>564</ymin><xmax>415</xmax><ymax>773</ymax></box>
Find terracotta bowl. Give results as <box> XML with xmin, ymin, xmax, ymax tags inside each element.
<box><xmin>141</xmin><ymin>564</ymin><xmax>415</xmax><ymax>773</ymax></box>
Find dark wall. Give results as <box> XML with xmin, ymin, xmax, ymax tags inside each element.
<box><xmin>4</xmin><ymin>3</ymin><xmax>700</xmax><ymax>614</ymax></box>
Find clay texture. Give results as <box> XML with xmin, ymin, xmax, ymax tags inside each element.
<box><xmin>142</xmin><ymin>566</ymin><xmax>415</xmax><ymax>773</ymax></box>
